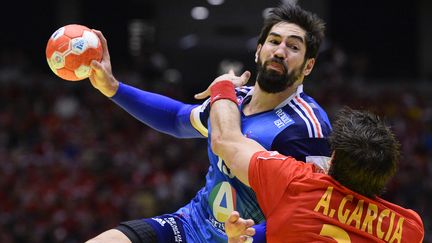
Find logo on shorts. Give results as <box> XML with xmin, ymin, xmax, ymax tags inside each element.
<box><xmin>152</xmin><ymin>217</ymin><xmax>167</xmax><ymax>226</ymax></box>
<box><xmin>166</xmin><ymin>217</ymin><xmax>183</xmax><ymax>242</ymax></box>
<box><xmin>152</xmin><ymin>217</ymin><xmax>183</xmax><ymax>242</ymax></box>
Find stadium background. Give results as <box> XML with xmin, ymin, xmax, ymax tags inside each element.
<box><xmin>0</xmin><ymin>0</ymin><xmax>431</xmax><ymax>242</ymax></box>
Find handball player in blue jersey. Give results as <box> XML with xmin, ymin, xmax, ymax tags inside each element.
<box><xmin>86</xmin><ymin>3</ymin><xmax>331</xmax><ymax>243</ymax></box>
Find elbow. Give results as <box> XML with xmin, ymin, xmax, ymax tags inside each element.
<box><xmin>211</xmin><ymin>132</ymin><xmax>224</xmax><ymax>156</ymax></box>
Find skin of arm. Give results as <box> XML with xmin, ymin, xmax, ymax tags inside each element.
<box><xmin>210</xmin><ymin>94</ymin><xmax>265</xmax><ymax>187</ymax></box>
<box><xmin>209</xmin><ymin>81</ymin><xmax>264</xmax><ymax>242</ymax></box>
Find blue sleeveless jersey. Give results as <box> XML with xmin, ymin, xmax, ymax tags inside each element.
<box><xmin>176</xmin><ymin>85</ymin><xmax>332</xmax><ymax>242</ymax></box>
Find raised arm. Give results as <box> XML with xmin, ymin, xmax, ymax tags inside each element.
<box><xmin>88</xmin><ymin>30</ymin><xmax>202</xmax><ymax>138</ymax></box>
<box><xmin>209</xmin><ymin>80</ymin><xmax>265</xmax><ymax>186</ymax></box>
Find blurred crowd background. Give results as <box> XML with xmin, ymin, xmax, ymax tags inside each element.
<box><xmin>1</xmin><ymin>0</ymin><xmax>431</xmax><ymax>242</ymax></box>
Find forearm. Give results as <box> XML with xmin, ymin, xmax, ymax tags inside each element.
<box><xmin>111</xmin><ymin>82</ymin><xmax>202</xmax><ymax>138</ymax></box>
<box><xmin>210</xmin><ymin>81</ymin><xmax>264</xmax><ymax>186</ymax></box>
<box><xmin>210</xmin><ymin>99</ymin><xmax>243</xmax><ymax>155</ymax></box>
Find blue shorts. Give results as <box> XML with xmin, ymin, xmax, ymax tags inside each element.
<box><xmin>116</xmin><ymin>213</ymin><xmax>266</xmax><ymax>243</ymax></box>
<box><xmin>117</xmin><ymin>214</ymin><xmax>187</xmax><ymax>243</ymax></box>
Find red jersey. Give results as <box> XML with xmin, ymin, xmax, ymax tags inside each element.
<box><xmin>249</xmin><ymin>151</ymin><xmax>424</xmax><ymax>243</ymax></box>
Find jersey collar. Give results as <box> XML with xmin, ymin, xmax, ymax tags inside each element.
<box><xmin>275</xmin><ymin>84</ymin><xmax>304</xmax><ymax>109</ymax></box>
<box><xmin>241</xmin><ymin>84</ymin><xmax>304</xmax><ymax>110</ymax></box>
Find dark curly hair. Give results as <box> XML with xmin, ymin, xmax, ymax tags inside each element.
<box><xmin>257</xmin><ymin>3</ymin><xmax>326</xmax><ymax>60</ymax></box>
<box><xmin>328</xmin><ymin>107</ymin><xmax>400</xmax><ymax>197</ymax></box>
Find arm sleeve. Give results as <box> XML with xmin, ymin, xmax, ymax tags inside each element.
<box><xmin>110</xmin><ymin>82</ymin><xmax>204</xmax><ymax>138</ymax></box>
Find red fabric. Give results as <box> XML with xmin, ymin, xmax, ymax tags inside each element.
<box><xmin>249</xmin><ymin>151</ymin><xmax>424</xmax><ymax>243</ymax></box>
<box><xmin>210</xmin><ymin>80</ymin><xmax>237</xmax><ymax>105</ymax></box>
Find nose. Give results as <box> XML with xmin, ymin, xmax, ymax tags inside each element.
<box><xmin>273</xmin><ymin>43</ymin><xmax>287</xmax><ymax>60</ymax></box>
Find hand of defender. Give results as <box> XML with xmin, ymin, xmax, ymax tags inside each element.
<box><xmin>225</xmin><ymin>211</ymin><xmax>256</xmax><ymax>243</ymax></box>
<box><xmin>89</xmin><ymin>30</ymin><xmax>119</xmax><ymax>97</ymax></box>
<box><xmin>194</xmin><ymin>70</ymin><xmax>251</xmax><ymax>100</ymax></box>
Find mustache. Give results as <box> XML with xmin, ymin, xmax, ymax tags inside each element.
<box><xmin>263</xmin><ymin>58</ymin><xmax>288</xmax><ymax>73</ymax></box>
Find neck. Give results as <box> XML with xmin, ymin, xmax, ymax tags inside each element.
<box><xmin>244</xmin><ymin>80</ymin><xmax>303</xmax><ymax>115</ymax></box>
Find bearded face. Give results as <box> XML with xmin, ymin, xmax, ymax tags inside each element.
<box><xmin>256</xmin><ymin>57</ymin><xmax>305</xmax><ymax>93</ymax></box>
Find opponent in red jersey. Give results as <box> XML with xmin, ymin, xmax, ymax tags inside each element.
<box><xmin>209</xmin><ymin>81</ymin><xmax>424</xmax><ymax>242</ymax></box>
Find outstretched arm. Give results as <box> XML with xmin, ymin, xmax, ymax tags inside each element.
<box><xmin>209</xmin><ymin>80</ymin><xmax>265</xmax><ymax>186</ymax></box>
<box><xmin>110</xmin><ymin>83</ymin><xmax>201</xmax><ymax>138</ymax></box>
<box><xmin>88</xmin><ymin>30</ymin><xmax>202</xmax><ymax>138</ymax></box>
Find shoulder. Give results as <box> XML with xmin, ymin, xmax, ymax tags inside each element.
<box><xmin>250</xmin><ymin>151</ymin><xmax>315</xmax><ymax>177</ymax></box>
<box><xmin>375</xmin><ymin>197</ymin><xmax>424</xmax><ymax>228</ymax></box>
<box><xmin>189</xmin><ymin>86</ymin><xmax>252</xmax><ymax>136</ymax></box>
<box><xmin>271</xmin><ymin>92</ymin><xmax>332</xmax><ymax>161</ymax></box>
<box><xmin>277</xmin><ymin>92</ymin><xmax>331</xmax><ymax>139</ymax></box>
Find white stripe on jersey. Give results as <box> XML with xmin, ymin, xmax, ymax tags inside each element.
<box><xmin>273</xmin><ymin>85</ymin><xmax>324</xmax><ymax>139</ymax></box>
<box><xmin>288</xmin><ymin>100</ymin><xmax>313</xmax><ymax>137</ymax></box>
<box><xmin>292</xmin><ymin>96</ymin><xmax>323</xmax><ymax>138</ymax></box>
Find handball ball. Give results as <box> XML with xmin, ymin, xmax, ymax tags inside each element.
<box><xmin>46</xmin><ymin>24</ymin><xmax>102</xmax><ymax>81</ymax></box>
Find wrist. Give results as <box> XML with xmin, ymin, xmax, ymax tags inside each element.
<box><xmin>101</xmin><ymin>77</ymin><xmax>119</xmax><ymax>97</ymax></box>
<box><xmin>210</xmin><ymin>80</ymin><xmax>237</xmax><ymax>105</ymax></box>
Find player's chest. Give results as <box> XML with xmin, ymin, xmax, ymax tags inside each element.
<box><xmin>241</xmin><ymin>108</ymin><xmax>295</xmax><ymax>149</ymax></box>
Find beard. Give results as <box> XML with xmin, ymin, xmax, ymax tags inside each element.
<box><xmin>256</xmin><ymin>58</ymin><xmax>304</xmax><ymax>93</ymax></box>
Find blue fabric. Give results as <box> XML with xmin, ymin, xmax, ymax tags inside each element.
<box><xmin>111</xmin><ymin>82</ymin><xmax>203</xmax><ymax>138</ymax></box>
<box><xmin>252</xmin><ymin>223</ymin><xmax>267</xmax><ymax>243</ymax></box>
<box><xmin>175</xmin><ymin>86</ymin><xmax>331</xmax><ymax>242</ymax></box>
<box><xmin>111</xmin><ymin>84</ymin><xmax>331</xmax><ymax>242</ymax></box>
<box><xmin>143</xmin><ymin>214</ymin><xmax>187</xmax><ymax>242</ymax></box>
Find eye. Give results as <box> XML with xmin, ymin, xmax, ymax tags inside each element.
<box><xmin>268</xmin><ymin>39</ymin><xmax>280</xmax><ymax>45</ymax></box>
<box><xmin>286</xmin><ymin>42</ymin><xmax>301</xmax><ymax>51</ymax></box>
<box><xmin>289</xmin><ymin>45</ymin><xmax>299</xmax><ymax>50</ymax></box>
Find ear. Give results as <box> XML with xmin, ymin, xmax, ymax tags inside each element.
<box><xmin>303</xmin><ymin>58</ymin><xmax>315</xmax><ymax>76</ymax></box>
<box><xmin>255</xmin><ymin>44</ymin><xmax>262</xmax><ymax>63</ymax></box>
